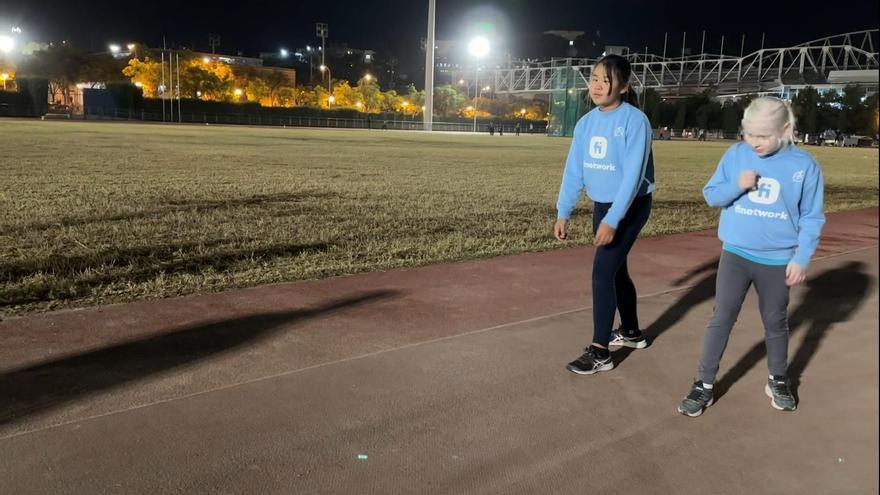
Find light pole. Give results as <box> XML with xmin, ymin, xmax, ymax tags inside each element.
<box><xmin>468</xmin><ymin>36</ymin><xmax>490</xmax><ymax>132</ymax></box>
<box><xmin>423</xmin><ymin>0</ymin><xmax>436</xmax><ymax>131</ymax></box>
<box><xmin>306</xmin><ymin>46</ymin><xmax>314</xmax><ymax>83</ymax></box>
<box><xmin>320</xmin><ymin>64</ymin><xmax>332</xmax><ymax>106</ymax></box>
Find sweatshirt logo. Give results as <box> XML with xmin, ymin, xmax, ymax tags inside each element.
<box><xmin>792</xmin><ymin>170</ymin><xmax>805</xmax><ymax>183</ymax></box>
<box><xmin>614</xmin><ymin>126</ymin><xmax>625</xmax><ymax>137</ymax></box>
<box><xmin>748</xmin><ymin>177</ymin><xmax>781</xmax><ymax>205</ymax></box>
<box><xmin>589</xmin><ymin>136</ymin><xmax>608</xmax><ymax>159</ymax></box>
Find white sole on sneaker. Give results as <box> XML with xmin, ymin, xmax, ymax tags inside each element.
<box><xmin>611</xmin><ymin>339</ymin><xmax>649</xmax><ymax>349</ymax></box>
<box><xmin>764</xmin><ymin>384</ymin><xmax>797</xmax><ymax>411</ymax></box>
<box><xmin>566</xmin><ymin>361</ymin><xmax>614</xmax><ymax>375</ymax></box>
<box><xmin>677</xmin><ymin>397</ymin><xmax>714</xmax><ymax>417</ymax></box>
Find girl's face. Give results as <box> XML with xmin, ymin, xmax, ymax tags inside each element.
<box><xmin>589</xmin><ymin>64</ymin><xmax>627</xmax><ymax>109</ymax></box>
<box><xmin>743</xmin><ymin>117</ymin><xmax>790</xmax><ymax>156</ymax></box>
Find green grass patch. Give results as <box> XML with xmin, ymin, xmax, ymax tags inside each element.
<box><xmin>2</xmin><ymin>120</ymin><xmax>877</xmax><ymax>315</ymax></box>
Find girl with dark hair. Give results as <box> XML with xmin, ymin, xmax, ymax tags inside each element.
<box><xmin>554</xmin><ymin>54</ymin><xmax>656</xmax><ymax>375</ymax></box>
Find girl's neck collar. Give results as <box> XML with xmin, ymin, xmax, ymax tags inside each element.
<box><xmin>598</xmin><ymin>101</ymin><xmax>626</xmax><ymax>113</ymax></box>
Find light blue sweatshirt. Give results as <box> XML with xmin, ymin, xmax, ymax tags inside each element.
<box><xmin>704</xmin><ymin>142</ymin><xmax>825</xmax><ymax>268</ymax></box>
<box><xmin>556</xmin><ymin>102</ymin><xmax>655</xmax><ymax>229</ymax></box>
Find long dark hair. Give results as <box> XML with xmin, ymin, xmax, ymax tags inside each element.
<box><xmin>594</xmin><ymin>54</ymin><xmax>639</xmax><ymax>108</ymax></box>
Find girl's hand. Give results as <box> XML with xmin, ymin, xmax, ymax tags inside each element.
<box><xmin>739</xmin><ymin>170</ymin><xmax>759</xmax><ymax>191</ymax></box>
<box><xmin>554</xmin><ymin>219</ymin><xmax>569</xmax><ymax>241</ymax></box>
<box><xmin>595</xmin><ymin>223</ymin><xmax>616</xmax><ymax>246</ymax></box>
<box><xmin>785</xmin><ymin>262</ymin><xmax>807</xmax><ymax>286</ymax></box>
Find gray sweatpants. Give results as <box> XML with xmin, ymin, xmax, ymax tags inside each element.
<box><xmin>697</xmin><ymin>251</ymin><xmax>790</xmax><ymax>384</ymax></box>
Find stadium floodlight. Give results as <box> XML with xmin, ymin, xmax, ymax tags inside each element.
<box><xmin>0</xmin><ymin>35</ymin><xmax>14</xmax><ymax>53</ymax></box>
<box><xmin>467</xmin><ymin>37</ymin><xmax>490</xmax><ymax>58</ymax></box>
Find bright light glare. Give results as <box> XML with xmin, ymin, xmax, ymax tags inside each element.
<box><xmin>468</xmin><ymin>37</ymin><xmax>490</xmax><ymax>58</ymax></box>
<box><xmin>0</xmin><ymin>35</ymin><xmax>15</xmax><ymax>53</ymax></box>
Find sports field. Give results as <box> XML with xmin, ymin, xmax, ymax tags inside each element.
<box><xmin>2</xmin><ymin>119</ymin><xmax>877</xmax><ymax>315</ymax></box>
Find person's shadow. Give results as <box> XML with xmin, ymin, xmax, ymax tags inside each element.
<box><xmin>615</xmin><ymin>257</ymin><xmax>719</xmax><ymax>365</ymax></box>
<box><xmin>714</xmin><ymin>261</ymin><xmax>873</xmax><ymax>401</ymax></box>
<box><xmin>0</xmin><ymin>290</ymin><xmax>398</xmax><ymax>427</ymax></box>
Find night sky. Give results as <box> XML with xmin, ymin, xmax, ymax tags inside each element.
<box><xmin>1</xmin><ymin>0</ymin><xmax>877</xmax><ymax>62</ymax></box>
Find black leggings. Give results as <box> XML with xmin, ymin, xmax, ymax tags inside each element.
<box><xmin>591</xmin><ymin>194</ymin><xmax>652</xmax><ymax>346</ymax></box>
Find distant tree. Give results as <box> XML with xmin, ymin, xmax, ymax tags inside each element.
<box><xmin>122</xmin><ymin>58</ymin><xmax>163</xmax><ymax>97</ymax></box>
<box><xmin>17</xmin><ymin>44</ymin><xmax>85</xmax><ymax>104</ymax></box>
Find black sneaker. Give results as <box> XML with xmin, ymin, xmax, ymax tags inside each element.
<box><xmin>609</xmin><ymin>328</ymin><xmax>649</xmax><ymax>349</ymax></box>
<box><xmin>677</xmin><ymin>380</ymin><xmax>714</xmax><ymax>417</ymax></box>
<box><xmin>566</xmin><ymin>346</ymin><xmax>614</xmax><ymax>375</ymax></box>
<box><xmin>765</xmin><ymin>375</ymin><xmax>797</xmax><ymax>411</ymax></box>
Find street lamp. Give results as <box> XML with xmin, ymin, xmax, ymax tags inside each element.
<box><xmin>319</xmin><ymin>64</ymin><xmax>332</xmax><ymax>106</ymax></box>
<box><xmin>1</xmin><ymin>72</ymin><xmax>8</xmax><ymax>90</ymax></box>
<box><xmin>234</xmin><ymin>88</ymin><xmax>243</xmax><ymax>101</ymax></box>
<box><xmin>280</xmin><ymin>48</ymin><xmax>289</xmax><ymax>58</ymax></box>
<box><xmin>109</xmin><ymin>44</ymin><xmax>120</xmax><ymax>55</ymax></box>
<box><xmin>364</xmin><ymin>73</ymin><xmax>373</xmax><ymax>82</ymax></box>
<box><xmin>468</xmin><ymin>36</ymin><xmax>490</xmax><ymax>132</ymax></box>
